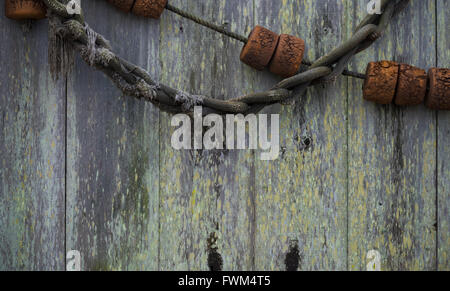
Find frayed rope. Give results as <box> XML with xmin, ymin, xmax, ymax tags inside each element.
<box><xmin>175</xmin><ymin>91</ymin><xmax>204</xmax><ymax>111</ymax></box>
<box><xmin>110</xmin><ymin>73</ymin><xmax>159</xmax><ymax>101</ymax></box>
<box><xmin>84</xmin><ymin>23</ymin><xmax>98</xmax><ymax>66</ymax></box>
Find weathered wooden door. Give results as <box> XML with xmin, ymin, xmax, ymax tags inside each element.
<box><xmin>0</xmin><ymin>0</ymin><xmax>448</xmax><ymax>271</ymax></box>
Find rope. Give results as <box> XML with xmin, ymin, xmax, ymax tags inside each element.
<box><xmin>84</xmin><ymin>23</ymin><xmax>98</xmax><ymax>66</ymax></box>
<box><xmin>165</xmin><ymin>2</ymin><xmax>365</xmax><ymax>79</ymax></box>
<box><xmin>42</xmin><ymin>0</ymin><xmax>410</xmax><ymax>115</ymax></box>
<box><xmin>165</xmin><ymin>3</ymin><xmax>248</xmax><ymax>44</ymax></box>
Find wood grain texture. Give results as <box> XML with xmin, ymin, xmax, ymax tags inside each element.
<box><xmin>437</xmin><ymin>0</ymin><xmax>450</xmax><ymax>271</ymax></box>
<box><xmin>347</xmin><ymin>0</ymin><xmax>437</xmax><ymax>271</ymax></box>
<box><xmin>66</xmin><ymin>1</ymin><xmax>160</xmax><ymax>270</ymax></box>
<box><xmin>254</xmin><ymin>0</ymin><xmax>348</xmax><ymax>270</ymax></box>
<box><xmin>191</xmin><ymin>0</ymin><xmax>256</xmax><ymax>271</ymax></box>
<box><xmin>0</xmin><ymin>11</ymin><xmax>65</xmax><ymax>269</ymax></box>
<box><xmin>159</xmin><ymin>0</ymin><xmax>256</xmax><ymax>271</ymax></box>
<box><xmin>158</xmin><ymin>0</ymin><xmax>199</xmax><ymax>270</ymax></box>
<box><xmin>0</xmin><ymin>0</ymin><xmax>447</xmax><ymax>271</ymax></box>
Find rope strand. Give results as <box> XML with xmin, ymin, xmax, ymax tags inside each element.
<box><xmin>43</xmin><ymin>0</ymin><xmax>409</xmax><ymax>114</ymax></box>
<box><xmin>165</xmin><ymin>3</ymin><xmax>248</xmax><ymax>43</ymax></box>
<box><xmin>165</xmin><ymin>2</ymin><xmax>365</xmax><ymax>79</ymax></box>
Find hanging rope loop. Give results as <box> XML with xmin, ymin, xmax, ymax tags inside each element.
<box><xmin>43</xmin><ymin>0</ymin><xmax>411</xmax><ymax>114</ymax></box>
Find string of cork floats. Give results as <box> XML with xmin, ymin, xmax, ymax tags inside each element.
<box><xmin>363</xmin><ymin>61</ymin><xmax>449</xmax><ymax>110</ymax></box>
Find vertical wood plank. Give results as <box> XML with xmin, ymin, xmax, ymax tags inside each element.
<box><xmin>159</xmin><ymin>0</ymin><xmax>255</xmax><ymax>271</ymax></box>
<box><xmin>347</xmin><ymin>0</ymin><xmax>437</xmax><ymax>271</ymax></box>
<box><xmin>159</xmin><ymin>0</ymin><xmax>204</xmax><ymax>270</ymax></box>
<box><xmin>191</xmin><ymin>0</ymin><xmax>256</xmax><ymax>271</ymax></box>
<box><xmin>0</xmin><ymin>13</ymin><xmax>65</xmax><ymax>269</ymax></box>
<box><xmin>437</xmin><ymin>0</ymin><xmax>450</xmax><ymax>271</ymax></box>
<box><xmin>66</xmin><ymin>1</ymin><xmax>160</xmax><ymax>270</ymax></box>
<box><xmin>254</xmin><ymin>0</ymin><xmax>349</xmax><ymax>270</ymax></box>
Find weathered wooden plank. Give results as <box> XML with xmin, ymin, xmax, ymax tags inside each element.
<box><xmin>158</xmin><ymin>0</ymin><xmax>196</xmax><ymax>270</ymax></box>
<box><xmin>347</xmin><ymin>0</ymin><xmax>437</xmax><ymax>270</ymax></box>
<box><xmin>437</xmin><ymin>0</ymin><xmax>450</xmax><ymax>271</ymax></box>
<box><xmin>159</xmin><ymin>0</ymin><xmax>255</xmax><ymax>271</ymax></box>
<box><xmin>254</xmin><ymin>0</ymin><xmax>349</xmax><ymax>270</ymax></box>
<box><xmin>190</xmin><ymin>0</ymin><xmax>256</xmax><ymax>271</ymax></box>
<box><xmin>0</xmin><ymin>13</ymin><xmax>65</xmax><ymax>269</ymax></box>
<box><xmin>66</xmin><ymin>1</ymin><xmax>160</xmax><ymax>270</ymax></box>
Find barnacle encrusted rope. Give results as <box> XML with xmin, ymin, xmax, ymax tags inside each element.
<box><xmin>42</xmin><ymin>0</ymin><xmax>410</xmax><ymax>114</ymax></box>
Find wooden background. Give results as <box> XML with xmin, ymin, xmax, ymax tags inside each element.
<box><xmin>0</xmin><ymin>0</ymin><xmax>448</xmax><ymax>271</ymax></box>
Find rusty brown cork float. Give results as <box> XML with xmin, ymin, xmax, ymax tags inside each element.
<box><xmin>107</xmin><ymin>0</ymin><xmax>135</xmax><ymax>13</ymax></box>
<box><xmin>363</xmin><ymin>61</ymin><xmax>449</xmax><ymax>110</ymax></box>
<box><xmin>132</xmin><ymin>0</ymin><xmax>168</xmax><ymax>19</ymax></box>
<box><xmin>394</xmin><ymin>64</ymin><xmax>427</xmax><ymax>106</ymax></box>
<box><xmin>240</xmin><ymin>26</ymin><xmax>280</xmax><ymax>71</ymax></box>
<box><xmin>6</xmin><ymin>0</ymin><xmax>449</xmax><ymax>110</ymax></box>
<box><xmin>104</xmin><ymin>0</ymin><xmax>308</xmax><ymax>78</ymax></box>
<box><xmin>425</xmin><ymin>68</ymin><xmax>450</xmax><ymax>110</ymax></box>
<box><xmin>5</xmin><ymin>0</ymin><xmax>46</xmax><ymax>20</ymax></box>
<box><xmin>107</xmin><ymin>0</ymin><xmax>167</xmax><ymax>19</ymax></box>
<box><xmin>363</xmin><ymin>61</ymin><xmax>399</xmax><ymax>104</ymax></box>
<box><xmin>269</xmin><ymin>34</ymin><xmax>306</xmax><ymax>78</ymax></box>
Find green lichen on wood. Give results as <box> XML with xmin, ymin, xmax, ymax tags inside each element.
<box><xmin>1</xmin><ymin>0</ymin><xmax>448</xmax><ymax>271</ymax></box>
<box><xmin>0</xmin><ymin>15</ymin><xmax>65</xmax><ymax>271</ymax></box>
<box><xmin>347</xmin><ymin>0</ymin><xmax>437</xmax><ymax>271</ymax></box>
<box><xmin>65</xmin><ymin>0</ymin><xmax>160</xmax><ymax>271</ymax></box>
<box><xmin>159</xmin><ymin>0</ymin><xmax>257</xmax><ymax>271</ymax></box>
<box><xmin>254</xmin><ymin>0</ymin><xmax>349</xmax><ymax>271</ymax></box>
